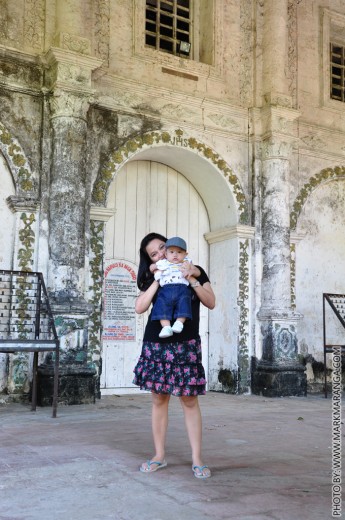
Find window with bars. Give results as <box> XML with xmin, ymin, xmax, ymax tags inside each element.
<box><xmin>330</xmin><ymin>43</ymin><xmax>345</xmax><ymax>102</ymax></box>
<box><xmin>145</xmin><ymin>0</ymin><xmax>191</xmax><ymax>57</ymax></box>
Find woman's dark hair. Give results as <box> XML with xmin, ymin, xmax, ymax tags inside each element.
<box><xmin>137</xmin><ymin>232</ymin><xmax>167</xmax><ymax>291</ymax></box>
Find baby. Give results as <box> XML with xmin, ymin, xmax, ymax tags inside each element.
<box><xmin>150</xmin><ymin>236</ymin><xmax>192</xmax><ymax>338</ymax></box>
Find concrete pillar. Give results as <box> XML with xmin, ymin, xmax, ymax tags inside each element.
<box><xmin>260</xmin><ymin>144</ymin><xmax>291</xmax><ymax>313</ymax></box>
<box><xmin>253</xmin><ymin>136</ymin><xmax>307</xmax><ymax>395</ymax></box>
<box><xmin>48</xmin><ymin>100</ymin><xmax>89</xmax><ymax>307</ymax></box>
<box><xmin>38</xmin><ymin>42</ymin><xmax>102</xmax><ymax>404</ymax></box>
<box><xmin>251</xmin><ymin>1</ymin><xmax>307</xmax><ymax>396</ymax></box>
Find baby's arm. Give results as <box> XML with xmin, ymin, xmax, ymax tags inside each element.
<box><xmin>149</xmin><ymin>263</ymin><xmax>158</xmax><ymax>274</ymax></box>
<box><xmin>149</xmin><ymin>261</ymin><xmax>163</xmax><ymax>281</ymax></box>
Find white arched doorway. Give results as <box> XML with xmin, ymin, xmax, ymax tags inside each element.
<box><xmin>295</xmin><ymin>179</ymin><xmax>345</xmax><ymax>364</ymax></box>
<box><xmin>0</xmin><ymin>153</ymin><xmax>15</xmax><ymax>269</ymax></box>
<box><xmin>92</xmin><ymin>131</ymin><xmax>251</xmax><ymax>395</ymax></box>
<box><xmin>0</xmin><ymin>152</ymin><xmax>16</xmax><ymax>392</ymax></box>
<box><xmin>100</xmin><ymin>160</ymin><xmax>210</xmax><ymax>393</ymax></box>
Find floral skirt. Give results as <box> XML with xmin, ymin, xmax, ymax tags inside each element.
<box><xmin>133</xmin><ymin>338</ymin><xmax>206</xmax><ymax>396</ymax></box>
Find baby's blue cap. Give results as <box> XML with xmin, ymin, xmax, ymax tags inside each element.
<box><xmin>165</xmin><ymin>237</ymin><xmax>187</xmax><ymax>250</ymax></box>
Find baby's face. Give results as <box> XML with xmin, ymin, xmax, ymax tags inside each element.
<box><xmin>165</xmin><ymin>246</ymin><xmax>186</xmax><ymax>264</ymax></box>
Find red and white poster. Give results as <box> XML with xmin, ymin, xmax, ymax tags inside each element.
<box><xmin>102</xmin><ymin>260</ymin><xmax>137</xmax><ymax>342</ymax></box>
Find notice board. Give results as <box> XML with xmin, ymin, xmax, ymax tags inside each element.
<box><xmin>102</xmin><ymin>260</ymin><xmax>137</xmax><ymax>342</ymax></box>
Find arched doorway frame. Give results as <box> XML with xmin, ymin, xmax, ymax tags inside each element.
<box><xmin>0</xmin><ymin>122</ymin><xmax>40</xmax><ymax>394</ymax></box>
<box><xmin>290</xmin><ymin>165</ymin><xmax>345</xmax><ymax>308</ymax></box>
<box><xmin>290</xmin><ymin>165</ymin><xmax>345</xmax><ymax>231</ymax></box>
<box><xmin>92</xmin><ymin>128</ymin><xmax>248</xmax><ymax>226</ymax></box>
<box><xmin>90</xmin><ymin>128</ymin><xmax>254</xmax><ymax>393</ymax></box>
<box><xmin>0</xmin><ymin>121</ymin><xmax>37</xmax><ymax>195</ymax></box>
<box><xmin>289</xmin><ymin>166</ymin><xmax>345</xmax><ymax>381</ymax></box>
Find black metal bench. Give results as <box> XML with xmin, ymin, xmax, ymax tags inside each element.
<box><xmin>323</xmin><ymin>293</ymin><xmax>345</xmax><ymax>398</ymax></box>
<box><xmin>0</xmin><ymin>270</ymin><xmax>59</xmax><ymax>417</ymax></box>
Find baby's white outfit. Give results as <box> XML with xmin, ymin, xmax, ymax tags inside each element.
<box><xmin>154</xmin><ymin>257</ymin><xmax>192</xmax><ymax>286</ymax></box>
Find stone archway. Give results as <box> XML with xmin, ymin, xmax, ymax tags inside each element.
<box><xmin>291</xmin><ymin>168</ymin><xmax>345</xmax><ymax>390</ymax></box>
<box><xmin>89</xmin><ymin>128</ymin><xmax>254</xmax><ymax>393</ymax></box>
<box><xmin>290</xmin><ymin>165</ymin><xmax>345</xmax><ymax>230</ymax></box>
<box><xmin>92</xmin><ymin>128</ymin><xmax>248</xmax><ymax>228</ymax></box>
<box><xmin>0</xmin><ymin>122</ymin><xmax>37</xmax><ymax>194</ymax></box>
<box><xmin>0</xmin><ymin>122</ymin><xmax>39</xmax><ymax>272</ymax></box>
<box><xmin>0</xmin><ymin>123</ymin><xmax>40</xmax><ymax>395</ymax></box>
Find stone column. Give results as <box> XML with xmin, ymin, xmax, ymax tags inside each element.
<box><xmin>253</xmin><ymin>132</ymin><xmax>306</xmax><ymax>397</ymax></box>
<box><xmin>38</xmin><ymin>43</ymin><xmax>102</xmax><ymax>404</ymax></box>
<box><xmin>252</xmin><ymin>0</ymin><xmax>306</xmax><ymax>396</ymax></box>
<box><xmin>48</xmin><ymin>92</ymin><xmax>90</xmax><ymax>308</ymax></box>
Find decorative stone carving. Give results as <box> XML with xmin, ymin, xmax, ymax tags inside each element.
<box><xmin>240</xmin><ymin>0</ymin><xmax>253</xmax><ymax>105</ymax></box>
<box><xmin>16</xmin><ymin>213</ymin><xmax>36</xmax><ymax>272</ymax></box>
<box><xmin>49</xmin><ymin>92</ymin><xmax>91</xmax><ymax>120</ymax></box>
<box><xmin>0</xmin><ymin>122</ymin><xmax>37</xmax><ymax>194</ymax></box>
<box><xmin>98</xmin><ymin>90</ymin><xmax>144</xmax><ymax>110</ymax></box>
<box><xmin>263</xmin><ymin>92</ymin><xmax>293</xmax><ymax>108</ymax></box>
<box><xmin>252</xmin><ymin>319</ymin><xmax>307</xmax><ymax>397</ymax></box>
<box><xmin>42</xmin><ymin>48</ymin><xmax>103</xmax><ymax>92</ymax></box>
<box><xmin>300</xmin><ymin>134</ymin><xmax>326</xmax><ymax>150</ymax></box>
<box><xmin>94</xmin><ymin>0</ymin><xmax>110</xmax><ymax>66</ymax></box>
<box><xmin>24</xmin><ymin>0</ymin><xmax>45</xmax><ymax>50</ymax></box>
<box><xmin>56</xmin><ymin>63</ymin><xmax>91</xmax><ymax>87</ymax></box>
<box><xmin>92</xmin><ymin>128</ymin><xmax>249</xmax><ymax>224</ymax></box>
<box><xmin>290</xmin><ymin>166</ymin><xmax>345</xmax><ymax>230</ymax></box>
<box><xmin>238</xmin><ymin>239</ymin><xmax>250</xmax><ymax>393</ymax></box>
<box><xmin>161</xmin><ymin>103</ymin><xmax>197</xmax><ymax>121</ymax></box>
<box><xmin>261</xmin><ymin>321</ymin><xmax>299</xmax><ymax>363</ymax></box>
<box><xmin>118</xmin><ymin>115</ymin><xmax>143</xmax><ymax>138</ymax></box>
<box><xmin>6</xmin><ymin>195</ymin><xmax>40</xmax><ymax>213</ymax></box>
<box><xmin>261</xmin><ymin>138</ymin><xmax>292</xmax><ymax>160</ymax></box>
<box><xmin>87</xmin><ymin>220</ymin><xmax>105</xmax><ymax>371</ymax></box>
<box><xmin>287</xmin><ymin>0</ymin><xmax>298</xmax><ymax>104</ymax></box>
<box><xmin>55</xmin><ymin>32</ymin><xmax>91</xmax><ymax>55</ymax></box>
<box><xmin>207</xmin><ymin>113</ymin><xmax>239</xmax><ymax>130</ymax></box>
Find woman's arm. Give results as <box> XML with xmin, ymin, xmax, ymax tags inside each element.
<box><xmin>135</xmin><ymin>280</ymin><xmax>160</xmax><ymax>314</ymax></box>
<box><xmin>190</xmin><ymin>280</ymin><xmax>216</xmax><ymax>310</ymax></box>
<box><xmin>180</xmin><ymin>261</ymin><xmax>201</xmax><ymax>280</ymax></box>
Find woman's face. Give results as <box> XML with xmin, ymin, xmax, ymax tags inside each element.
<box><xmin>146</xmin><ymin>239</ymin><xmax>166</xmax><ymax>263</ymax></box>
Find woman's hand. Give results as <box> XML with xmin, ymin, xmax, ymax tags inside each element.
<box><xmin>180</xmin><ymin>261</ymin><xmax>200</xmax><ymax>280</ymax></box>
<box><xmin>135</xmin><ymin>280</ymin><xmax>160</xmax><ymax>314</ymax></box>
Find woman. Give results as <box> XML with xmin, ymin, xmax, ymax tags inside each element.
<box><xmin>133</xmin><ymin>232</ymin><xmax>215</xmax><ymax>479</ymax></box>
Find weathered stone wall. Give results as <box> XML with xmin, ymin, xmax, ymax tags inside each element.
<box><xmin>0</xmin><ymin>0</ymin><xmax>344</xmax><ymax>399</ymax></box>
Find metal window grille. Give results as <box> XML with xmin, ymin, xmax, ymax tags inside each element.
<box><xmin>145</xmin><ymin>0</ymin><xmax>191</xmax><ymax>57</ymax></box>
<box><xmin>330</xmin><ymin>43</ymin><xmax>345</xmax><ymax>102</ymax></box>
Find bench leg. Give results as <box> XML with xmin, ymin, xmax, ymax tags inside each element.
<box><xmin>52</xmin><ymin>343</ymin><xmax>59</xmax><ymax>418</ymax></box>
<box><xmin>31</xmin><ymin>351</ymin><xmax>38</xmax><ymax>411</ymax></box>
<box><xmin>324</xmin><ymin>348</ymin><xmax>327</xmax><ymax>398</ymax></box>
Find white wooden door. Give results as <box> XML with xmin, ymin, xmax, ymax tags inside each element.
<box><xmin>101</xmin><ymin>160</ymin><xmax>210</xmax><ymax>394</ymax></box>
<box><xmin>0</xmin><ymin>153</ymin><xmax>15</xmax><ymax>391</ymax></box>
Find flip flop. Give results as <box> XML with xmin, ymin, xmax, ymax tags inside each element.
<box><xmin>140</xmin><ymin>460</ymin><xmax>167</xmax><ymax>473</ymax></box>
<box><xmin>192</xmin><ymin>464</ymin><xmax>211</xmax><ymax>479</ymax></box>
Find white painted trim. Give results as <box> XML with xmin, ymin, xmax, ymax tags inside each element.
<box><xmin>204</xmin><ymin>225</ymin><xmax>255</xmax><ymax>244</ymax></box>
<box><xmin>90</xmin><ymin>206</ymin><xmax>115</xmax><ymax>222</ymax></box>
<box><xmin>290</xmin><ymin>231</ymin><xmax>307</xmax><ymax>244</ymax></box>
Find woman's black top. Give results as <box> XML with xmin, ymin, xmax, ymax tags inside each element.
<box><xmin>143</xmin><ymin>266</ymin><xmax>210</xmax><ymax>343</ymax></box>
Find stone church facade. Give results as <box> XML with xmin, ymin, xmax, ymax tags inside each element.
<box><xmin>0</xmin><ymin>0</ymin><xmax>344</xmax><ymax>403</ymax></box>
